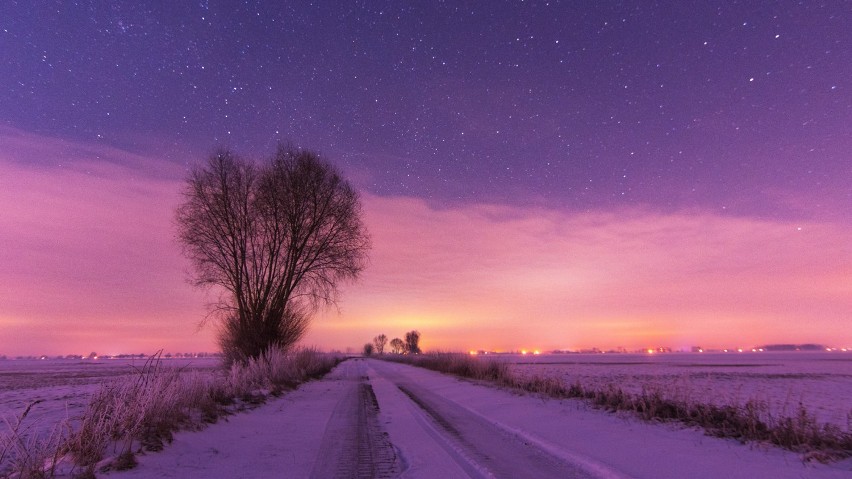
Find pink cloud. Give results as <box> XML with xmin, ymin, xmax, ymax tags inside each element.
<box><xmin>0</xmin><ymin>129</ymin><xmax>213</xmax><ymax>356</ymax></box>
<box><xmin>309</xmin><ymin>195</ymin><xmax>851</xmax><ymax>352</ymax></box>
<box><xmin>2</xmin><ymin>128</ymin><xmax>849</xmax><ymax>355</ymax></box>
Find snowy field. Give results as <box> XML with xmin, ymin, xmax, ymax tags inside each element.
<box><xmin>0</xmin><ymin>357</ymin><xmax>221</xmax><ymax>438</ymax></box>
<box><xmin>3</xmin><ymin>352</ymin><xmax>849</xmax><ymax>442</ymax></box>
<box><xmin>101</xmin><ymin>358</ymin><xmax>851</xmax><ymax>479</ymax></box>
<box><xmin>2</xmin><ymin>355</ymin><xmax>850</xmax><ymax>478</ymax></box>
<box><xmin>502</xmin><ymin>352</ymin><xmax>852</xmax><ymax>429</ymax></box>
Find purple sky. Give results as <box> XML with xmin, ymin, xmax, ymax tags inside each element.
<box><xmin>1</xmin><ymin>2</ymin><xmax>849</xmax><ymax>355</ymax></box>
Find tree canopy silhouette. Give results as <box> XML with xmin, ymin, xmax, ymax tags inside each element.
<box><xmin>373</xmin><ymin>334</ymin><xmax>388</xmax><ymax>354</ymax></box>
<box><xmin>390</xmin><ymin>338</ymin><xmax>405</xmax><ymax>354</ymax></box>
<box><xmin>176</xmin><ymin>146</ymin><xmax>370</xmax><ymax>362</ymax></box>
<box><xmin>404</xmin><ymin>330</ymin><xmax>421</xmax><ymax>354</ymax></box>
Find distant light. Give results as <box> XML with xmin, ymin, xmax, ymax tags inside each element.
<box><xmin>533</xmin><ymin>350</ymin><xmax>541</xmax><ymax>355</ymax></box>
<box><xmin>469</xmin><ymin>350</ymin><xmax>478</xmax><ymax>355</ymax></box>
<box><xmin>698</xmin><ymin>349</ymin><xmax>704</xmax><ymax>353</ymax></box>
<box><xmin>647</xmin><ymin>349</ymin><xmax>655</xmax><ymax>354</ymax></box>
<box><xmin>737</xmin><ymin>349</ymin><xmax>743</xmax><ymax>353</ymax></box>
<box><xmin>521</xmin><ymin>349</ymin><xmax>528</xmax><ymax>355</ymax></box>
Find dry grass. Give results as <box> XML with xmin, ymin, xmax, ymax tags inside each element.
<box><xmin>0</xmin><ymin>401</ymin><xmax>65</xmax><ymax>478</ymax></box>
<box><xmin>386</xmin><ymin>352</ymin><xmax>852</xmax><ymax>462</ymax></box>
<box><xmin>0</xmin><ymin>348</ymin><xmax>342</xmax><ymax>478</ymax></box>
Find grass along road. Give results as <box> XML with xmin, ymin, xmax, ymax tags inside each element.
<box><xmin>105</xmin><ymin>358</ymin><xmax>851</xmax><ymax>479</ymax></box>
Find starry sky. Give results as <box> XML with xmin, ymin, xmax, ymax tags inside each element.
<box><xmin>1</xmin><ymin>1</ymin><xmax>850</xmax><ymax>355</ymax></box>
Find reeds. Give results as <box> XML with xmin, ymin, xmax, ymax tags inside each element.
<box><xmin>387</xmin><ymin>353</ymin><xmax>852</xmax><ymax>462</ymax></box>
<box><xmin>0</xmin><ymin>347</ymin><xmax>341</xmax><ymax>478</ymax></box>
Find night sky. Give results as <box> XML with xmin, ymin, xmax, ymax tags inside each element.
<box><xmin>1</xmin><ymin>1</ymin><xmax>849</xmax><ymax>355</ymax></box>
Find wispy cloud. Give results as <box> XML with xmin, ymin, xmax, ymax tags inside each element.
<box><xmin>310</xmin><ymin>195</ymin><xmax>851</xmax><ymax>351</ymax></box>
<box><xmin>0</xmin><ymin>129</ymin><xmax>211</xmax><ymax>356</ymax></box>
<box><xmin>2</xmin><ymin>129</ymin><xmax>849</xmax><ymax>355</ymax></box>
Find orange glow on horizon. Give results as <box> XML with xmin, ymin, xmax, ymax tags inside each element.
<box><xmin>1</xmin><ymin>129</ymin><xmax>851</xmax><ymax>355</ymax></box>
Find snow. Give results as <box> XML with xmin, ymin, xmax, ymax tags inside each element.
<box><xmin>502</xmin><ymin>352</ymin><xmax>852</xmax><ymax>428</ymax></box>
<box><xmin>367</xmin><ymin>359</ymin><xmax>851</xmax><ymax>479</ymax></box>
<box><xmin>101</xmin><ymin>358</ymin><xmax>850</xmax><ymax>478</ymax></box>
<box><xmin>0</xmin><ymin>358</ymin><xmax>219</xmax><ymax>441</ymax></box>
<box><xmin>4</xmin><ymin>355</ymin><xmax>850</xmax><ymax>478</ymax></box>
<box><xmin>102</xmin><ymin>366</ymin><xmax>346</xmax><ymax>478</ymax></box>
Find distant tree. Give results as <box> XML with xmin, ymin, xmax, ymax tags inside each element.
<box><xmin>363</xmin><ymin>343</ymin><xmax>374</xmax><ymax>356</ymax></box>
<box><xmin>390</xmin><ymin>338</ymin><xmax>405</xmax><ymax>354</ymax></box>
<box><xmin>373</xmin><ymin>334</ymin><xmax>388</xmax><ymax>354</ymax></box>
<box><xmin>176</xmin><ymin>146</ymin><xmax>370</xmax><ymax>363</ymax></box>
<box><xmin>404</xmin><ymin>330</ymin><xmax>421</xmax><ymax>354</ymax></box>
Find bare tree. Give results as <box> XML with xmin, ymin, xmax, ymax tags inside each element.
<box><xmin>373</xmin><ymin>334</ymin><xmax>388</xmax><ymax>354</ymax></box>
<box><xmin>176</xmin><ymin>146</ymin><xmax>370</xmax><ymax>363</ymax></box>
<box><xmin>363</xmin><ymin>343</ymin><xmax>374</xmax><ymax>356</ymax></box>
<box><xmin>404</xmin><ymin>330</ymin><xmax>421</xmax><ymax>354</ymax></box>
<box><xmin>390</xmin><ymin>338</ymin><xmax>404</xmax><ymax>354</ymax></box>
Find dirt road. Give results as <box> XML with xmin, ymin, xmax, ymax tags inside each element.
<box><xmin>308</xmin><ymin>360</ymin><xmax>400</xmax><ymax>478</ymax></box>
<box><xmin>108</xmin><ymin>358</ymin><xmax>615</xmax><ymax>478</ymax></box>
<box><xmin>109</xmin><ymin>358</ymin><xmax>849</xmax><ymax>479</ymax></box>
<box><xmin>312</xmin><ymin>358</ymin><xmax>600</xmax><ymax>478</ymax></box>
<box><xmin>365</xmin><ymin>359</ymin><xmax>607</xmax><ymax>478</ymax></box>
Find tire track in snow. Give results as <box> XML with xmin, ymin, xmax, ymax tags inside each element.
<box><xmin>309</xmin><ymin>359</ymin><xmax>400</xmax><ymax>479</ymax></box>
<box><xmin>395</xmin><ymin>383</ymin><xmax>598</xmax><ymax>478</ymax></box>
<box><xmin>367</xmin><ymin>360</ymin><xmax>631</xmax><ymax>479</ymax></box>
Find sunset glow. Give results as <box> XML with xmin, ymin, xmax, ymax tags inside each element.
<box><xmin>1</xmin><ymin>3</ymin><xmax>850</xmax><ymax>356</ymax></box>
<box><xmin>1</xmin><ymin>127</ymin><xmax>849</xmax><ymax>355</ymax></box>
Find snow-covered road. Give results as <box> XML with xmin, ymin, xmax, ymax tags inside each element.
<box><xmin>369</xmin><ymin>360</ymin><xmax>603</xmax><ymax>478</ymax></box>
<box><xmin>106</xmin><ymin>358</ymin><xmax>851</xmax><ymax>478</ymax></box>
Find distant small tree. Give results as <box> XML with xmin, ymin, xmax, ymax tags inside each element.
<box><xmin>373</xmin><ymin>334</ymin><xmax>388</xmax><ymax>354</ymax></box>
<box><xmin>404</xmin><ymin>330</ymin><xmax>421</xmax><ymax>354</ymax></box>
<box><xmin>363</xmin><ymin>343</ymin><xmax>374</xmax><ymax>356</ymax></box>
<box><xmin>390</xmin><ymin>338</ymin><xmax>405</xmax><ymax>354</ymax></box>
